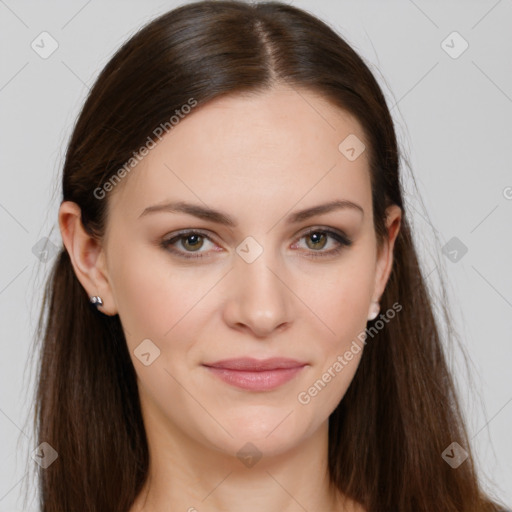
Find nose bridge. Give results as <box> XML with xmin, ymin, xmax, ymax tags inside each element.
<box><xmin>225</xmin><ymin>236</ymin><xmax>291</xmax><ymax>335</ymax></box>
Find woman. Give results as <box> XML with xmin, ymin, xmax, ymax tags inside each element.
<box><xmin>31</xmin><ymin>1</ymin><xmax>509</xmax><ymax>510</ymax></box>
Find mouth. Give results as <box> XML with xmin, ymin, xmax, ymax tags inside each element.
<box><xmin>202</xmin><ymin>357</ymin><xmax>308</xmax><ymax>391</ymax></box>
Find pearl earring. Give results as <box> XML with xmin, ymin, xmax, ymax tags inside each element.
<box><xmin>367</xmin><ymin>301</ymin><xmax>380</xmax><ymax>321</ymax></box>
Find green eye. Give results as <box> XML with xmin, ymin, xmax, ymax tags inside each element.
<box><xmin>295</xmin><ymin>229</ymin><xmax>352</xmax><ymax>259</ymax></box>
<box><xmin>160</xmin><ymin>228</ymin><xmax>352</xmax><ymax>260</ymax></box>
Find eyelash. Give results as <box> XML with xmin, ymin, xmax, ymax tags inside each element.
<box><xmin>159</xmin><ymin>228</ymin><xmax>353</xmax><ymax>260</ymax></box>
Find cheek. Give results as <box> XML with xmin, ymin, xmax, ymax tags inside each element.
<box><xmin>309</xmin><ymin>259</ymin><xmax>374</xmax><ymax>335</ymax></box>
<box><xmin>297</xmin><ymin>271</ymin><xmax>370</xmax><ymax>415</ymax></box>
<box><xmin>109</xmin><ymin>244</ymin><xmax>179</xmax><ymax>345</ymax></box>
<box><xmin>110</xmin><ymin>244</ymin><xmax>220</xmax><ymax>362</ymax></box>
<box><xmin>300</xmin><ymin>255</ymin><xmax>374</xmax><ymax>404</ymax></box>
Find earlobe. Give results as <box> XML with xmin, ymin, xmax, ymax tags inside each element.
<box><xmin>58</xmin><ymin>201</ymin><xmax>118</xmax><ymax>316</ymax></box>
<box><xmin>367</xmin><ymin>300</ymin><xmax>381</xmax><ymax>321</ymax></box>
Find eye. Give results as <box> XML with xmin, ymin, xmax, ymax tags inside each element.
<box><xmin>160</xmin><ymin>230</ymin><xmax>216</xmax><ymax>259</ymax></box>
<box><xmin>291</xmin><ymin>228</ymin><xmax>353</xmax><ymax>258</ymax></box>
<box><xmin>160</xmin><ymin>227</ymin><xmax>352</xmax><ymax>260</ymax></box>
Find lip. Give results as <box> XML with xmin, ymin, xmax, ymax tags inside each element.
<box><xmin>203</xmin><ymin>357</ymin><xmax>308</xmax><ymax>391</ymax></box>
<box><xmin>204</xmin><ymin>357</ymin><xmax>307</xmax><ymax>371</ymax></box>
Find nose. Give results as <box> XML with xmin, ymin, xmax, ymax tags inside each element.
<box><xmin>222</xmin><ymin>249</ymin><xmax>292</xmax><ymax>338</ymax></box>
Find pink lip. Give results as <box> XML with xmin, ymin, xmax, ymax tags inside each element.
<box><xmin>203</xmin><ymin>358</ymin><xmax>307</xmax><ymax>391</ymax></box>
<box><xmin>204</xmin><ymin>357</ymin><xmax>306</xmax><ymax>371</ymax></box>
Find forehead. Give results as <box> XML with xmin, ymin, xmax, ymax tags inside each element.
<box><xmin>107</xmin><ymin>85</ymin><xmax>371</xmax><ymax>225</ymax></box>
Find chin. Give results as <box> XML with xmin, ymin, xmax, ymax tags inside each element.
<box><xmin>206</xmin><ymin>430</ymin><xmax>302</xmax><ymax>465</ymax></box>
<box><xmin>206</xmin><ymin>409</ymin><xmax>310</xmax><ymax>454</ymax></box>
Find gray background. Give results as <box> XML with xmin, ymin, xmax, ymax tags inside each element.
<box><xmin>1</xmin><ymin>0</ymin><xmax>511</xmax><ymax>509</ymax></box>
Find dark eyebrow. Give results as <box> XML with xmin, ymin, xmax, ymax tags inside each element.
<box><xmin>138</xmin><ymin>199</ymin><xmax>364</xmax><ymax>226</ymax></box>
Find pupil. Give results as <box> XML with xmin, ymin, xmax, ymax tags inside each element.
<box><xmin>309</xmin><ymin>232</ymin><xmax>325</xmax><ymax>248</ymax></box>
<box><xmin>185</xmin><ymin>235</ymin><xmax>202</xmax><ymax>250</ymax></box>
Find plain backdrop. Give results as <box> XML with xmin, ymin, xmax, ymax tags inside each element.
<box><xmin>0</xmin><ymin>0</ymin><xmax>511</xmax><ymax>510</ymax></box>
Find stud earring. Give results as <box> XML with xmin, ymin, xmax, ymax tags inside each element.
<box><xmin>367</xmin><ymin>301</ymin><xmax>380</xmax><ymax>321</ymax></box>
<box><xmin>89</xmin><ymin>296</ymin><xmax>103</xmax><ymax>308</ymax></box>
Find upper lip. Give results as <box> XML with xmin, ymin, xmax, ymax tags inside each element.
<box><xmin>203</xmin><ymin>357</ymin><xmax>307</xmax><ymax>371</ymax></box>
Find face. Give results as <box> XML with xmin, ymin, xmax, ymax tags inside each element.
<box><xmin>97</xmin><ymin>85</ymin><xmax>400</xmax><ymax>459</ymax></box>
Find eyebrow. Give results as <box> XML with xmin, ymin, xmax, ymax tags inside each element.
<box><xmin>138</xmin><ymin>199</ymin><xmax>364</xmax><ymax>226</ymax></box>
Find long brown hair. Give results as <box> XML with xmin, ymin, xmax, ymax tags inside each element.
<box><xmin>27</xmin><ymin>1</ymin><xmax>508</xmax><ymax>510</ymax></box>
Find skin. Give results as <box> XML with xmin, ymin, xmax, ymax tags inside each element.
<box><xmin>59</xmin><ymin>84</ymin><xmax>401</xmax><ymax>512</ymax></box>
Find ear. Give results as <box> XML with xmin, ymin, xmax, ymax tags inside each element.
<box><xmin>58</xmin><ymin>201</ymin><xmax>118</xmax><ymax>316</ymax></box>
<box><xmin>372</xmin><ymin>204</ymin><xmax>402</xmax><ymax>303</ymax></box>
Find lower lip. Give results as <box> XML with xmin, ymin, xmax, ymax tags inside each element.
<box><xmin>204</xmin><ymin>365</ymin><xmax>306</xmax><ymax>391</ymax></box>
